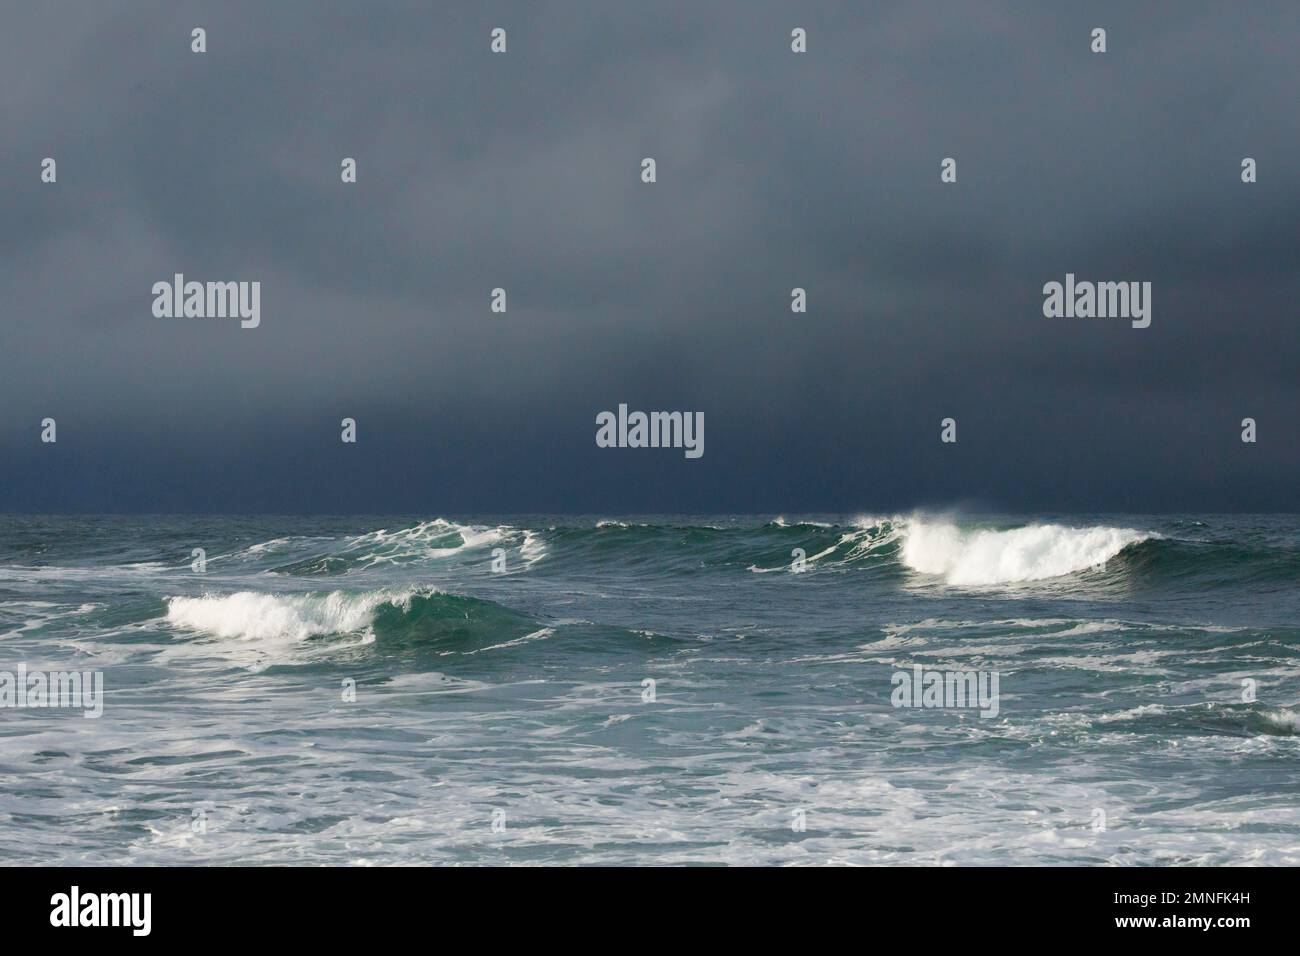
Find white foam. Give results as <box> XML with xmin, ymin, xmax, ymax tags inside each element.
<box><xmin>898</xmin><ymin>519</ymin><xmax>1153</xmax><ymax>586</ymax></box>
<box><xmin>165</xmin><ymin>588</ymin><xmax>426</xmax><ymax>642</ymax></box>
<box><xmin>1262</xmin><ymin>709</ymin><xmax>1300</xmax><ymax>733</ymax></box>
<box><xmin>519</xmin><ymin>530</ymin><xmax>548</xmax><ymax>567</ymax></box>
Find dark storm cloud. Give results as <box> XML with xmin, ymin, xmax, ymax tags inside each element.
<box><xmin>0</xmin><ymin>1</ymin><xmax>1296</xmax><ymax>512</ymax></box>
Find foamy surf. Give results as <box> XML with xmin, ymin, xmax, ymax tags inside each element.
<box><xmin>898</xmin><ymin>519</ymin><xmax>1154</xmax><ymax>585</ymax></box>
<box><xmin>165</xmin><ymin>588</ymin><xmax>426</xmax><ymax>641</ymax></box>
<box><xmin>5</xmin><ymin>511</ymin><xmax>1299</xmax><ymax>867</ymax></box>
<box><xmin>743</xmin><ymin>516</ymin><xmax>1144</xmax><ymax>583</ymax></box>
<box><xmin>161</xmin><ymin>585</ymin><xmax>557</xmax><ymax>666</ymax></box>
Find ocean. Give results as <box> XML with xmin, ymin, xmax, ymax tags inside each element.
<box><xmin>1</xmin><ymin>513</ymin><xmax>1297</xmax><ymax>865</ymax></box>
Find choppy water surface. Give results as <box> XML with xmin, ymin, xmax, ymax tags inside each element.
<box><xmin>1</xmin><ymin>513</ymin><xmax>1297</xmax><ymax>864</ymax></box>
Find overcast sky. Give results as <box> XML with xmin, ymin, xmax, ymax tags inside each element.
<box><xmin>1</xmin><ymin>1</ymin><xmax>1296</xmax><ymax>513</ymax></box>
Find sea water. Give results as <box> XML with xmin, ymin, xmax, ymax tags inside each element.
<box><xmin>0</xmin><ymin>513</ymin><xmax>1296</xmax><ymax>864</ymax></box>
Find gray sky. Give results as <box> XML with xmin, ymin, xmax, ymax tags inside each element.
<box><xmin>1</xmin><ymin>1</ymin><xmax>1296</xmax><ymax>512</ymax></box>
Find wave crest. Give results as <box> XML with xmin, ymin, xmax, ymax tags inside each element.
<box><xmin>165</xmin><ymin>589</ymin><xmax>421</xmax><ymax>641</ymax></box>
<box><xmin>164</xmin><ymin>586</ymin><xmax>549</xmax><ymax>656</ymax></box>
<box><xmin>898</xmin><ymin>520</ymin><xmax>1153</xmax><ymax>585</ymax></box>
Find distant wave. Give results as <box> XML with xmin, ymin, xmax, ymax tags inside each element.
<box><xmin>897</xmin><ymin>519</ymin><xmax>1154</xmax><ymax>585</ymax></box>
<box><xmin>342</xmin><ymin>519</ymin><xmax>508</xmax><ymax>564</ymax></box>
<box><xmin>221</xmin><ymin>519</ymin><xmax>522</xmax><ymax>575</ymax></box>
<box><xmin>130</xmin><ymin>514</ymin><xmax>1298</xmax><ymax>591</ymax></box>
<box><xmin>213</xmin><ymin>514</ymin><xmax>1151</xmax><ymax>586</ymax></box>
<box><xmin>746</xmin><ymin>516</ymin><xmax>1155</xmax><ymax>585</ymax></box>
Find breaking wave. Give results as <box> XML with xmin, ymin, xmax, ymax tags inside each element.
<box><xmin>162</xmin><ymin>585</ymin><xmax>665</xmax><ymax>660</ymax></box>
<box><xmin>166</xmin><ymin>588</ymin><xmax>421</xmax><ymax>642</ymax></box>
<box><xmin>164</xmin><ymin>587</ymin><xmax>539</xmax><ymax>651</ymax></box>
<box><xmin>897</xmin><ymin>520</ymin><xmax>1154</xmax><ymax>585</ymax></box>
